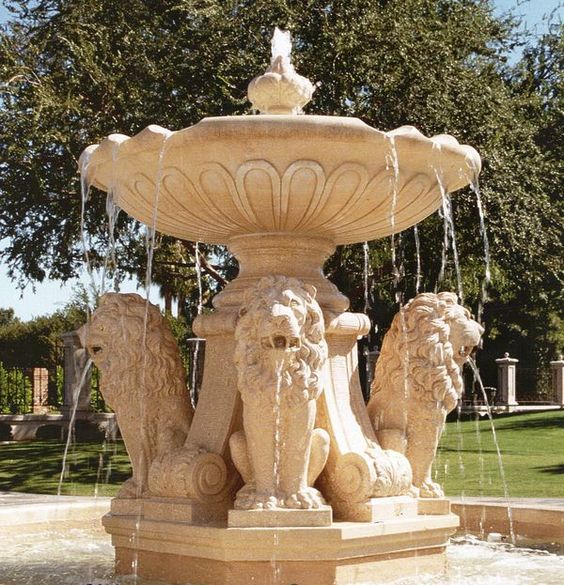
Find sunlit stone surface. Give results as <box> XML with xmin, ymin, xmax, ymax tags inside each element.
<box><xmin>78</xmin><ymin>28</ymin><xmax>485</xmax><ymax>585</ymax></box>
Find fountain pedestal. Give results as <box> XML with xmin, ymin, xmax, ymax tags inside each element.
<box><xmin>98</xmin><ymin>232</ymin><xmax>459</xmax><ymax>583</ymax></box>
<box><xmin>105</xmin><ymin>498</ymin><xmax>458</xmax><ymax>585</ymax></box>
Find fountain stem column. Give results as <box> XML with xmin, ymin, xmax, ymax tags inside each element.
<box><xmin>213</xmin><ymin>233</ymin><xmax>349</xmax><ymax>313</ymax></box>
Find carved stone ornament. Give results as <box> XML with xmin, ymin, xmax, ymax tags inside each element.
<box><xmin>367</xmin><ymin>292</ymin><xmax>484</xmax><ymax>498</ymax></box>
<box><xmin>247</xmin><ymin>28</ymin><xmax>315</xmax><ymax>114</ymax></box>
<box><xmin>79</xmin><ymin>293</ymin><xmax>194</xmax><ymax>497</ymax></box>
<box><xmin>230</xmin><ymin>275</ymin><xmax>330</xmax><ymax>510</ymax></box>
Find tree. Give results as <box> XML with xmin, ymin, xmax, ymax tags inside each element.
<box><xmin>1</xmin><ymin>1</ymin><xmax>562</xmax><ymax>393</ymax></box>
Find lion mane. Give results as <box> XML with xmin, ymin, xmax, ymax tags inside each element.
<box><xmin>367</xmin><ymin>292</ymin><xmax>483</xmax><ymax>497</ymax></box>
<box><xmin>81</xmin><ymin>292</ymin><xmax>193</xmax><ymax>497</ymax></box>
<box><xmin>85</xmin><ymin>293</ymin><xmax>189</xmax><ymax>402</ymax></box>
<box><xmin>234</xmin><ymin>275</ymin><xmax>327</xmax><ymax>408</ymax></box>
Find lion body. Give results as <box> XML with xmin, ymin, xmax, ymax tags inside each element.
<box><xmin>82</xmin><ymin>293</ymin><xmax>193</xmax><ymax>497</ymax></box>
<box><xmin>231</xmin><ymin>276</ymin><xmax>329</xmax><ymax>510</ymax></box>
<box><xmin>367</xmin><ymin>292</ymin><xmax>483</xmax><ymax>497</ymax></box>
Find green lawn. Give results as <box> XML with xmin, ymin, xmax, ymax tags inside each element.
<box><xmin>0</xmin><ymin>439</ymin><xmax>131</xmax><ymax>496</ymax></box>
<box><xmin>0</xmin><ymin>410</ymin><xmax>562</xmax><ymax>498</ymax></box>
<box><xmin>436</xmin><ymin>410</ymin><xmax>564</xmax><ymax>498</ymax></box>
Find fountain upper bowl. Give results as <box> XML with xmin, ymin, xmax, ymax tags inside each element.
<box><xmin>80</xmin><ymin>115</ymin><xmax>480</xmax><ymax>245</ymax></box>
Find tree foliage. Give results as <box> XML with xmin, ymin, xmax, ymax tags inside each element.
<box><xmin>0</xmin><ymin>1</ymin><xmax>562</xmax><ymax>390</ymax></box>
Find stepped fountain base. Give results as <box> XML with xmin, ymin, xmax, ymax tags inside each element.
<box><xmin>103</xmin><ymin>498</ymin><xmax>458</xmax><ymax>585</ymax></box>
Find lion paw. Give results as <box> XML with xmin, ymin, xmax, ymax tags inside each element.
<box><xmin>234</xmin><ymin>485</ymin><xmax>280</xmax><ymax>510</ymax></box>
<box><xmin>419</xmin><ymin>480</ymin><xmax>444</xmax><ymax>499</ymax></box>
<box><xmin>284</xmin><ymin>487</ymin><xmax>325</xmax><ymax>509</ymax></box>
<box><xmin>117</xmin><ymin>478</ymin><xmax>141</xmax><ymax>498</ymax></box>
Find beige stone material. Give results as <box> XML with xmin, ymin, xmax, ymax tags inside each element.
<box><xmin>228</xmin><ymin>506</ymin><xmax>332</xmax><ymax>527</ymax></box>
<box><xmin>367</xmin><ymin>292</ymin><xmax>484</xmax><ymax>498</ymax></box>
<box><xmin>79</xmin><ymin>293</ymin><xmax>193</xmax><ymax>498</ymax></box>
<box><xmin>334</xmin><ymin>496</ymin><xmax>418</xmax><ymax>523</ymax></box>
<box><xmin>142</xmin><ymin>497</ymin><xmax>228</xmax><ymax>524</ymax></box>
<box><xmin>418</xmin><ymin>498</ymin><xmax>452</xmax><ymax>515</ymax></box>
<box><xmin>115</xmin><ymin>546</ymin><xmax>448</xmax><ymax>585</ymax></box>
<box><xmin>496</xmin><ymin>352</ymin><xmax>519</xmax><ymax>405</ymax></box>
<box><xmin>452</xmin><ymin>499</ymin><xmax>564</xmax><ymax>544</ymax></box>
<box><xmin>318</xmin><ymin>311</ymin><xmax>413</xmax><ymax>520</ymax></box>
<box><xmin>79</xmin><ymin>31</ymin><xmax>482</xmax><ymax>583</ymax></box>
<box><xmin>105</xmin><ymin>512</ymin><xmax>458</xmax><ymax>585</ymax></box>
<box><xmin>247</xmin><ymin>28</ymin><xmax>315</xmax><ymax>115</ymax></box>
<box><xmin>231</xmin><ymin>275</ymin><xmax>329</xmax><ymax>512</ymax></box>
<box><xmin>80</xmin><ymin>119</ymin><xmax>480</xmax><ymax>247</ymax></box>
<box><xmin>110</xmin><ymin>497</ymin><xmax>143</xmax><ymax>517</ymax></box>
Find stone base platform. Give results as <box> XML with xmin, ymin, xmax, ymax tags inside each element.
<box><xmin>103</xmin><ymin>498</ymin><xmax>459</xmax><ymax>585</ymax></box>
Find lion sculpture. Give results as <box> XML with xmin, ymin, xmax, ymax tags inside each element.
<box><xmin>80</xmin><ymin>293</ymin><xmax>193</xmax><ymax>498</ymax></box>
<box><xmin>230</xmin><ymin>275</ymin><xmax>330</xmax><ymax>510</ymax></box>
<box><xmin>367</xmin><ymin>292</ymin><xmax>484</xmax><ymax>498</ymax></box>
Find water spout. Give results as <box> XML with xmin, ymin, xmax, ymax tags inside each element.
<box><xmin>271</xmin><ymin>27</ymin><xmax>292</xmax><ymax>63</ymax></box>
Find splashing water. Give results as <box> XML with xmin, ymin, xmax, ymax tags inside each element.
<box><xmin>188</xmin><ymin>242</ymin><xmax>205</xmax><ymax>406</ymax></box>
<box><xmin>194</xmin><ymin>241</ymin><xmax>204</xmax><ymax>314</ymax></box>
<box><xmin>100</xmin><ymin>191</ymin><xmax>121</xmax><ymax>294</ymax></box>
<box><xmin>271</xmin><ymin>27</ymin><xmax>292</xmax><ymax>62</ymax></box>
<box><xmin>468</xmin><ymin>174</ymin><xmax>491</xmax><ymax>323</ymax></box>
<box><xmin>79</xmin><ymin>151</ymin><xmax>94</xmax><ymax>283</ymax></box>
<box><xmin>385</xmin><ymin>134</ymin><xmax>403</xmax><ymax>305</ymax></box>
<box><xmin>467</xmin><ymin>357</ymin><xmax>516</xmax><ymax>543</ymax></box>
<box><xmin>363</xmin><ymin>241</ymin><xmax>370</xmax><ymax>312</ymax></box>
<box><xmin>2</xmin><ymin>526</ymin><xmax>562</xmax><ymax>585</ymax></box>
<box><xmin>270</xmin><ymin>357</ymin><xmax>286</xmax><ymax>584</ymax></box>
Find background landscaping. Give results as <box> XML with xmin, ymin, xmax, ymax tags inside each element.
<box><xmin>1</xmin><ymin>410</ymin><xmax>562</xmax><ymax>498</ymax></box>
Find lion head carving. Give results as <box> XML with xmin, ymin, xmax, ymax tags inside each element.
<box><xmin>80</xmin><ymin>293</ymin><xmax>193</xmax><ymax>497</ymax></box>
<box><xmin>234</xmin><ymin>275</ymin><xmax>327</xmax><ymax>408</ymax></box>
<box><xmin>82</xmin><ymin>293</ymin><xmax>189</xmax><ymax>403</ymax></box>
<box><xmin>367</xmin><ymin>292</ymin><xmax>484</xmax><ymax>497</ymax></box>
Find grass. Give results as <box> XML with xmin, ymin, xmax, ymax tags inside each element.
<box><xmin>436</xmin><ymin>410</ymin><xmax>564</xmax><ymax>498</ymax></box>
<box><xmin>0</xmin><ymin>439</ymin><xmax>131</xmax><ymax>496</ymax></box>
<box><xmin>0</xmin><ymin>411</ymin><xmax>562</xmax><ymax>498</ymax></box>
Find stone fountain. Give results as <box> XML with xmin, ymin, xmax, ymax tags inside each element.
<box><xmin>79</xmin><ymin>29</ymin><xmax>483</xmax><ymax>585</ymax></box>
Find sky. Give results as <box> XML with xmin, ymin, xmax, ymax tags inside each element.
<box><xmin>0</xmin><ymin>0</ymin><xmax>562</xmax><ymax>319</ymax></box>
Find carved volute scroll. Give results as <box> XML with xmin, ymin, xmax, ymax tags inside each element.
<box><xmin>316</xmin><ymin>313</ymin><xmax>413</xmax><ymax>519</ymax></box>
<box><xmin>367</xmin><ymin>292</ymin><xmax>484</xmax><ymax>498</ymax></box>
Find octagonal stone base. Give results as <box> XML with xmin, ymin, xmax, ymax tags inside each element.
<box><xmin>103</xmin><ymin>499</ymin><xmax>458</xmax><ymax>585</ymax></box>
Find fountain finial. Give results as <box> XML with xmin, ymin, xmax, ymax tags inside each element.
<box><xmin>247</xmin><ymin>28</ymin><xmax>315</xmax><ymax>115</ymax></box>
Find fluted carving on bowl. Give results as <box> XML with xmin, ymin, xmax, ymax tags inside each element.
<box><xmin>80</xmin><ymin>118</ymin><xmax>481</xmax><ymax>245</ymax></box>
<box><xmin>110</xmin><ymin>159</ymin><xmax>435</xmax><ymax>243</ymax></box>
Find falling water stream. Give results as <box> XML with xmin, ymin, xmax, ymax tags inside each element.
<box><xmin>57</xmin><ymin>356</ymin><xmax>93</xmax><ymax>496</ymax></box>
<box><xmin>270</xmin><ymin>357</ymin><xmax>285</xmax><ymax>585</ymax></box>
<box><xmin>467</xmin><ymin>358</ymin><xmax>516</xmax><ymax>542</ymax></box>
<box><xmin>363</xmin><ymin>240</ymin><xmax>370</xmax><ymax>312</ymax></box>
<box><xmin>413</xmin><ymin>224</ymin><xmax>422</xmax><ymax>293</ymax></box>
<box><xmin>189</xmin><ymin>242</ymin><xmax>205</xmax><ymax>407</ymax></box>
<box><xmin>70</xmin><ymin>108</ymin><xmax>539</xmax><ymax>585</ymax></box>
<box><xmin>385</xmin><ymin>134</ymin><xmax>402</xmax><ymax>304</ymax></box>
<box><xmin>468</xmin><ymin>174</ymin><xmax>492</xmax><ymax>323</ymax></box>
<box><xmin>2</xmin><ymin>526</ymin><xmax>562</xmax><ymax>585</ymax></box>
<box><xmin>433</xmin><ymin>144</ymin><xmax>463</xmax><ymax>301</ymax></box>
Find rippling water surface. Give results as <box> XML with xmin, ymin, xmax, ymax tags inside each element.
<box><xmin>1</xmin><ymin>524</ymin><xmax>562</xmax><ymax>585</ymax></box>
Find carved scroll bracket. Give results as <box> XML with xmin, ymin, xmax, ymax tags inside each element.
<box><xmin>317</xmin><ymin>311</ymin><xmax>412</xmax><ymax>520</ymax></box>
